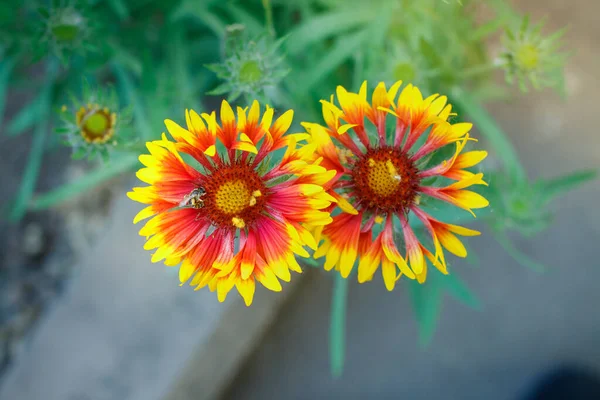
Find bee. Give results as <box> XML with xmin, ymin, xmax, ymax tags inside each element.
<box><xmin>179</xmin><ymin>187</ymin><xmax>207</xmax><ymax>209</ymax></box>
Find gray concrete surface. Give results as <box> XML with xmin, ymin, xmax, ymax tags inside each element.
<box><xmin>222</xmin><ymin>1</ymin><xmax>600</xmax><ymax>399</ymax></box>
<box><xmin>0</xmin><ymin>184</ymin><xmax>262</xmax><ymax>400</ymax></box>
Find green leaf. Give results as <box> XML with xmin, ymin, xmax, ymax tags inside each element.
<box><xmin>0</xmin><ymin>57</ymin><xmax>16</xmax><ymax>125</ymax></box>
<box><xmin>9</xmin><ymin>61</ymin><xmax>59</xmax><ymax>221</ymax></box>
<box><xmin>329</xmin><ymin>274</ymin><xmax>349</xmax><ymax>378</ymax></box>
<box><xmin>408</xmin><ymin>278</ymin><xmax>443</xmax><ymax>346</ymax></box>
<box><xmin>419</xmin><ymin>37</ymin><xmax>444</xmax><ymax>70</ymax></box>
<box><xmin>493</xmin><ymin>229</ymin><xmax>546</xmax><ymax>272</ymax></box>
<box><xmin>169</xmin><ymin>2</ymin><xmax>226</xmax><ymax>37</ymax></box>
<box><xmin>71</xmin><ymin>147</ymin><xmax>87</xmax><ymax>160</ymax></box>
<box><xmin>300</xmin><ymin>29</ymin><xmax>370</xmax><ymax>90</ymax></box>
<box><xmin>6</xmin><ymin>94</ymin><xmax>44</xmax><ymax>136</ymax></box>
<box><xmin>440</xmin><ymin>272</ymin><xmax>481</xmax><ymax>310</ymax></box>
<box><xmin>286</xmin><ymin>8</ymin><xmax>376</xmax><ymax>55</ymax></box>
<box><xmin>107</xmin><ymin>0</ymin><xmax>129</xmax><ymax>20</ymax></box>
<box><xmin>409</xmin><ymin>272</ymin><xmax>481</xmax><ymax>346</ymax></box>
<box><xmin>113</xmin><ymin>64</ymin><xmax>153</xmax><ymax>140</ymax></box>
<box><xmin>224</xmin><ymin>3</ymin><xmax>263</xmax><ymax>34</ymax></box>
<box><xmin>538</xmin><ymin>169</ymin><xmax>597</xmax><ymax>203</ymax></box>
<box><xmin>471</xmin><ymin>17</ymin><xmax>507</xmax><ymax>41</ymax></box>
<box><xmin>29</xmin><ymin>154</ymin><xmax>139</xmax><ymax>211</ymax></box>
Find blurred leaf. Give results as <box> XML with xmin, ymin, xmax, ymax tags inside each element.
<box><xmin>471</xmin><ymin>17</ymin><xmax>507</xmax><ymax>41</ymax></box>
<box><xmin>493</xmin><ymin>229</ymin><xmax>546</xmax><ymax>272</ymax></box>
<box><xmin>286</xmin><ymin>8</ymin><xmax>375</xmax><ymax>55</ymax></box>
<box><xmin>110</xmin><ymin>41</ymin><xmax>143</xmax><ymax>77</ymax></box>
<box><xmin>113</xmin><ymin>64</ymin><xmax>153</xmax><ymax>140</ymax></box>
<box><xmin>301</xmin><ymin>29</ymin><xmax>370</xmax><ymax>90</ymax></box>
<box><xmin>0</xmin><ymin>57</ymin><xmax>16</xmax><ymax>125</ymax></box>
<box><xmin>29</xmin><ymin>154</ymin><xmax>139</xmax><ymax>211</ymax></box>
<box><xmin>170</xmin><ymin>1</ymin><xmax>226</xmax><ymax>37</ymax></box>
<box><xmin>419</xmin><ymin>37</ymin><xmax>444</xmax><ymax>70</ymax></box>
<box><xmin>107</xmin><ymin>0</ymin><xmax>129</xmax><ymax>20</ymax></box>
<box><xmin>330</xmin><ymin>274</ymin><xmax>348</xmax><ymax>378</ymax></box>
<box><xmin>9</xmin><ymin>61</ymin><xmax>59</xmax><ymax>221</ymax></box>
<box><xmin>224</xmin><ymin>3</ymin><xmax>263</xmax><ymax>34</ymax></box>
<box><xmin>538</xmin><ymin>169</ymin><xmax>597</xmax><ymax>204</ymax></box>
<box><xmin>71</xmin><ymin>147</ymin><xmax>87</xmax><ymax>160</ymax></box>
<box><xmin>6</xmin><ymin>94</ymin><xmax>44</xmax><ymax>137</ymax></box>
<box><xmin>409</xmin><ymin>278</ymin><xmax>443</xmax><ymax>346</ymax></box>
<box><xmin>409</xmin><ymin>271</ymin><xmax>481</xmax><ymax>346</ymax></box>
<box><xmin>440</xmin><ymin>272</ymin><xmax>481</xmax><ymax>310</ymax></box>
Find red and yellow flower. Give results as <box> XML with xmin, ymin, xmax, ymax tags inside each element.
<box><xmin>302</xmin><ymin>81</ymin><xmax>489</xmax><ymax>290</ymax></box>
<box><xmin>128</xmin><ymin>100</ymin><xmax>335</xmax><ymax>305</ymax></box>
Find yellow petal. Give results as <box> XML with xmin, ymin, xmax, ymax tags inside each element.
<box><xmin>133</xmin><ymin>206</ymin><xmax>156</xmax><ymax>224</ymax></box>
<box><xmin>381</xmin><ymin>258</ymin><xmax>397</xmax><ymax>291</ymax></box>
<box><xmin>236</xmin><ymin>278</ymin><xmax>256</xmax><ymax>306</ymax></box>
<box><xmin>220</xmin><ymin>100</ymin><xmax>235</xmax><ymax>126</ymax></box>
<box><xmin>257</xmin><ymin>267</ymin><xmax>282</xmax><ymax>292</ymax></box>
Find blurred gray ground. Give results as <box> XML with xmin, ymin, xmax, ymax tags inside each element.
<box><xmin>222</xmin><ymin>0</ymin><xmax>600</xmax><ymax>399</ymax></box>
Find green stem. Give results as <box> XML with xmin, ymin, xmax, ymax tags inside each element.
<box><xmin>9</xmin><ymin>60</ymin><xmax>58</xmax><ymax>221</ymax></box>
<box><xmin>262</xmin><ymin>0</ymin><xmax>275</xmax><ymax>37</ymax></box>
<box><xmin>451</xmin><ymin>87</ymin><xmax>527</xmax><ymax>183</ymax></box>
<box><xmin>330</xmin><ymin>274</ymin><xmax>349</xmax><ymax>378</ymax></box>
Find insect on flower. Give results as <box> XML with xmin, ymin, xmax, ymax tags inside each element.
<box><xmin>179</xmin><ymin>187</ymin><xmax>207</xmax><ymax>209</ymax></box>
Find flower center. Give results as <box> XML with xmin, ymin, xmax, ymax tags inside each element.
<box><xmin>215</xmin><ymin>180</ymin><xmax>251</xmax><ymax>215</ymax></box>
<box><xmin>77</xmin><ymin>106</ymin><xmax>115</xmax><ymax>143</ymax></box>
<box><xmin>350</xmin><ymin>147</ymin><xmax>420</xmax><ymax>213</ymax></box>
<box><xmin>201</xmin><ymin>163</ymin><xmax>267</xmax><ymax>229</ymax></box>
<box><xmin>516</xmin><ymin>44</ymin><xmax>539</xmax><ymax>70</ymax></box>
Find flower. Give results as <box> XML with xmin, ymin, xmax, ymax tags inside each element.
<box><xmin>301</xmin><ymin>81</ymin><xmax>489</xmax><ymax>289</ymax></box>
<box><xmin>500</xmin><ymin>16</ymin><xmax>568</xmax><ymax>93</ymax></box>
<box><xmin>35</xmin><ymin>0</ymin><xmax>96</xmax><ymax>63</ymax></box>
<box><xmin>57</xmin><ymin>83</ymin><xmax>130</xmax><ymax>162</ymax></box>
<box><xmin>128</xmin><ymin>100</ymin><xmax>335</xmax><ymax>305</ymax></box>
<box><xmin>207</xmin><ymin>26</ymin><xmax>289</xmax><ymax>102</ymax></box>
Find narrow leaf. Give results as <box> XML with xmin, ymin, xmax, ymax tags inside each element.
<box><xmin>113</xmin><ymin>64</ymin><xmax>153</xmax><ymax>140</ymax></box>
<box><xmin>107</xmin><ymin>0</ymin><xmax>129</xmax><ymax>20</ymax></box>
<box><xmin>29</xmin><ymin>154</ymin><xmax>139</xmax><ymax>211</ymax></box>
<box><xmin>409</xmin><ymin>278</ymin><xmax>443</xmax><ymax>346</ymax></box>
<box><xmin>440</xmin><ymin>273</ymin><xmax>481</xmax><ymax>310</ymax></box>
<box><xmin>0</xmin><ymin>57</ymin><xmax>16</xmax><ymax>125</ymax></box>
<box><xmin>9</xmin><ymin>61</ymin><xmax>58</xmax><ymax>221</ymax></box>
<box><xmin>301</xmin><ymin>29</ymin><xmax>370</xmax><ymax>90</ymax></box>
<box><xmin>287</xmin><ymin>9</ymin><xmax>375</xmax><ymax>55</ymax></box>
<box><xmin>538</xmin><ymin>169</ymin><xmax>597</xmax><ymax>203</ymax></box>
<box><xmin>493</xmin><ymin>230</ymin><xmax>546</xmax><ymax>272</ymax></box>
<box><xmin>6</xmin><ymin>94</ymin><xmax>43</xmax><ymax>136</ymax></box>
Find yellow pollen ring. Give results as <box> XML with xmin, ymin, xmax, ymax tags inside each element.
<box><xmin>252</xmin><ymin>190</ymin><xmax>262</xmax><ymax>197</ymax></box>
<box><xmin>232</xmin><ymin>217</ymin><xmax>246</xmax><ymax>228</ymax></box>
<box><xmin>367</xmin><ymin>158</ymin><xmax>402</xmax><ymax>197</ymax></box>
<box><xmin>215</xmin><ymin>179</ymin><xmax>252</xmax><ymax>215</ymax></box>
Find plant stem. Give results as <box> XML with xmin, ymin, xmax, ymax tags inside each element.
<box><xmin>330</xmin><ymin>274</ymin><xmax>349</xmax><ymax>378</ymax></box>
<box><xmin>262</xmin><ymin>0</ymin><xmax>275</xmax><ymax>37</ymax></box>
